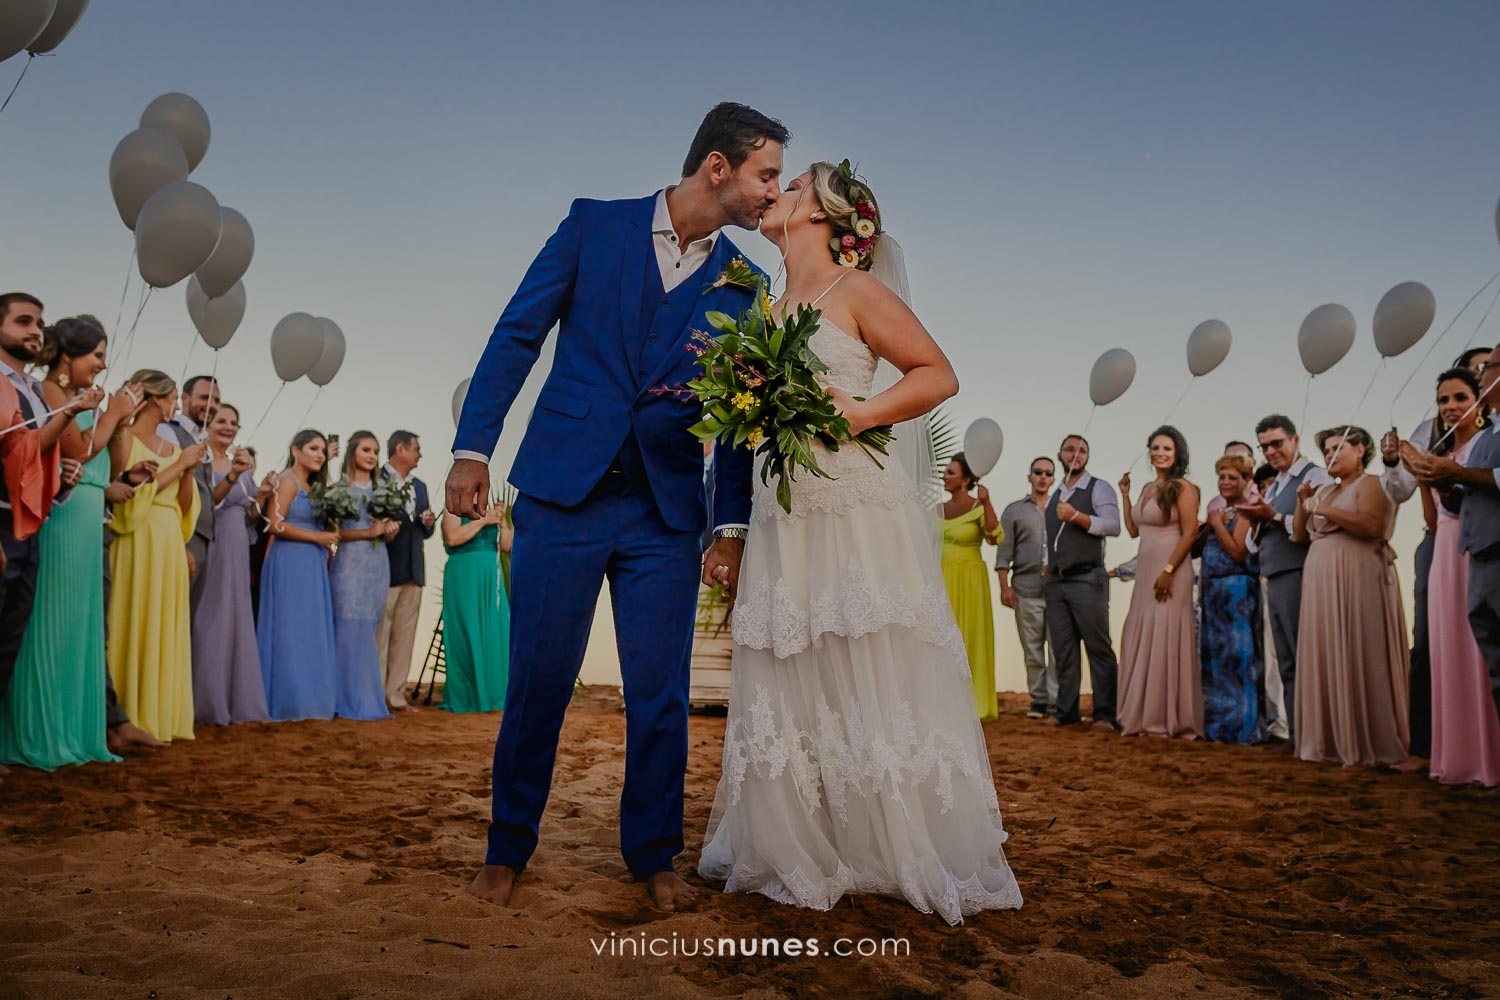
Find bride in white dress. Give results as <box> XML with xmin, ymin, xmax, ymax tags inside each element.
<box><xmin>698</xmin><ymin>162</ymin><xmax>1022</xmax><ymax>924</ymax></box>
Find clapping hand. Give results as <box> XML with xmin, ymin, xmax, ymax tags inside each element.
<box><xmin>1296</xmin><ymin>481</ymin><xmax>1317</xmax><ymax>502</ymax></box>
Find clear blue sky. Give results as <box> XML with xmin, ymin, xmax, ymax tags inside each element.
<box><xmin>4</xmin><ymin>1</ymin><xmax>1498</xmax><ymax>686</ymax></box>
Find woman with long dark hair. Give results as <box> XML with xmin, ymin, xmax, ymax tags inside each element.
<box><xmin>940</xmin><ymin>451</ymin><xmax>1002</xmax><ymax>721</ymax></box>
<box><xmin>329</xmin><ymin>430</ymin><xmax>395</xmax><ymax>720</ymax></box>
<box><xmin>0</xmin><ymin>318</ymin><xmax>143</xmax><ymax>767</ymax></box>
<box><xmin>1117</xmin><ymin>425</ymin><xmax>1203</xmax><ymax>738</ymax></box>
<box><xmin>256</xmin><ymin>429</ymin><xmax>339</xmax><ymax>720</ymax></box>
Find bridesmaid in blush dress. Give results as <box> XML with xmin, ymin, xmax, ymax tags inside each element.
<box><xmin>191</xmin><ymin>404</ymin><xmax>270</xmax><ymax>726</ymax></box>
<box><xmin>1292</xmin><ymin>426</ymin><xmax>1409</xmax><ymax>767</ymax></box>
<box><xmin>329</xmin><ymin>431</ymin><xmax>395</xmax><ymax>721</ymax></box>
<box><xmin>257</xmin><ymin>430</ymin><xmax>340</xmax><ymax>721</ymax></box>
<box><xmin>1117</xmin><ymin>426</ymin><xmax>1203</xmax><ymax>739</ymax></box>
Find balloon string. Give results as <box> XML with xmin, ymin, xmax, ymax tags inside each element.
<box><xmin>1298</xmin><ymin>374</ymin><xmax>1313</xmax><ymax>440</ymax></box>
<box><xmin>115</xmin><ymin>284</ymin><xmax>153</xmax><ymax>377</ymax></box>
<box><xmin>1321</xmin><ymin>359</ymin><xmax>1386</xmax><ymax>481</ymax></box>
<box><xmin>111</xmin><ymin>245</ymin><xmax>136</xmax><ymax>340</ymax></box>
<box><xmin>295</xmin><ymin>385</ymin><xmax>324</xmax><ymax>430</ymax></box>
<box><xmin>1427</xmin><ymin>394</ymin><xmax>1492</xmax><ymax>454</ymax></box>
<box><xmin>1388</xmin><ymin>267</ymin><xmax>1500</xmax><ymax>422</ymax></box>
<box><xmin>0</xmin><ymin>400</ymin><xmax>73</xmax><ymax>438</ymax></box>
<box><xmin>177</xmin><ymin>330</ymin><xmax>198</xmax><ymax>389</ymax></box>
<box><xmin>246</xmin><ymin>381</ymin><xmax>287</xmax><ymax>445</ymax></box>
<box><xmin>1462</xmin><ymin>275</ymin><xmax>1500</xmax><ymax>351</ymax></box>
<box><xmin>1128</xmin><ymin>378</ymin><xmax>1195</xmax><ymax>474</ymax></box>
<box><xmin>0</xmin><ymin>54</ymin><xmax>33</xmax><ymax>119</ymax></box>
<box><xmin>1081</xmin><ymin>403</ymin><xmax>1097</xmax><ymax>439</ymax></box>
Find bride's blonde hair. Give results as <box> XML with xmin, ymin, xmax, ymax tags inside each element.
<box><xmin>808</xmin><ymin>161</ymin><xmax>882</xmax><ymax>271</ymax></box>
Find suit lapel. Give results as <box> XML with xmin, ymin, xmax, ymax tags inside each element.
<box><xmin>618</xmin><ymin>195</ymin><xmax>657</xmax><ymax>362</ymax></box>
<box><xmin>639</xmin><ymin>238</ymin><xmax>736</xmax><ymax>395</ymax></box>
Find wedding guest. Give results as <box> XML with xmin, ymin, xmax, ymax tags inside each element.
<box><xmin>330</xmin><ymin>430</ymin><xmax>394</xmax><ymax>721</ymax></box>
<box><xmin>257</xmin><ymin>430</ymin><xmax>340</xmax><ymax>720</ymax></box>
<box><xmin>102</xmin><ymin>460</ymin><xmax>167</xmax><ymax>755</ymax></box>
<box><xmin>1404</xmin><ymin>346</ymin><xmax>1500</xmax><ymax>741</ymax></box>
<box><xmin>941</xmin><ymin>452</ymin><xmax>1002</xmax><ymax>721</ymax></box>
<box><xmin>106</xmin><ymin>370</ymin><xmax>206</xmax><ymax>743</ymax></box>
<box><xmin>247</xmin><ymin>460</ymin><xmax>275</xmax><ymax>622</ymax></box>
<box><xmin>440</xmin><ymin>503</ymin><xmax>513</xmax><ymax>713</ymax></box>
<box><xmin>0</xmin><ymin>317</ymin><xmax>135</xmax><ymax>769</ymax></box>
<box><xmin>1206</xmin><ymin>442</ymin><xmax>1259</xmax><ymax>514</ymax></box>
<box><xmin>162</xmin><ymin>375</ymin><xmax>219</xmax><ymax>605</ymax></box>
<box><xmin>1044</xmin><ymin>434</ymin><xmax>1122</xmax><ymax>730</ymax></box>
<box><xmin>1117</xmin><ymin>426</ymin><xmax>1202</xmax><ymax>739</ymax></box>
<box><xmin>1251</xmin><ymin>462</ymin><xmax>1288</xmax><ymax>742</ymax></box>
<box><xmin>1237</xmin><ymin>415</ymin><xmax>1330</xmax><ymax>749</ymax></box>
<box><xmin>190</xmin><ymin>403</ymin><xmax>269</xmax><ymax>727</ymax></box>
<box><xmin>1199</xmin><ymin>453</ymin><xmax>1265</xmax><ymax>744</ymax></box>
<box><xmin>376</xmin><ymin>430</ymin><xmax>436</xmax><ymax>712</ymax></box>
<box><xmin>1292</xmin><ymin>426</ymin><xmax>1408</xmax><ymax>767</ymax></box>
<box><xmin>1380</xmin><ymin>347</ymin><xmax>1491</xmax><ymax>769</ymax></box>
<box><xmin>997</xmin><ymin>457</ymin><xmax>1057</xmax><ymax>719</ymax></box>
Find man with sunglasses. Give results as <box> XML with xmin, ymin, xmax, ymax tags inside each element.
<box><xmin>1236</xmin><ymin>415</ymin><xmax>1330</xmax><ymax>748</ymax></box>
<box><xmin>997</xmin><ymin>457</ymin><xmax>1058</xmax><ymax>719</ymax></box>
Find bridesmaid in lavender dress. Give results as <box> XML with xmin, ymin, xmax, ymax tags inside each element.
<box><xmin>1117</xmin><ymin>426</ymin><xmax>1203</xmax><ymax>739</ymax></box>
<box><xmin>191</xmin><ymin>405</ymin><xmax>270</xmax><ymax>726</ymax></box>
<box><xmin>329</xmin><ymin>431</ymin><xmax>395</xmax><ymax>720</ymax></box>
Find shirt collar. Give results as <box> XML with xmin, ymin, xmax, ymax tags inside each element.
<box><xmin>175</xmin><ymin>413</ymin><xmax>200</xmax><ymax>436</ymax></box>
<box><xmin>1279</xmin><ymin>456</ymin><xmax>1310</xmax><ymax>482</ymax></box>
<box><xmin>654</xmin><ymin>188</ymin><xmax>720</xmax><ymax>252</ymax></box>
<box><xmin>383</xmin><ymin>462</ymin><xmax>410</xmax><ymax>485</ymax></box>
<box><xmin>1062</xmin><ymin>471</ymin><xmax>1093</xmax><ymax>492</ymax></box>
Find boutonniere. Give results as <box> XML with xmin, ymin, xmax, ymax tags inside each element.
<box><xmin>704</xmin><ymin>255</ymin><xmax>758</xmax><ymax>296</ymax></box>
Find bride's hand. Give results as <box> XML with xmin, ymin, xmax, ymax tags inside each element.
<box><xmin>826</xmin><ymin>387</ymin><xmax>870</xmax><ymax>436</ymax></box>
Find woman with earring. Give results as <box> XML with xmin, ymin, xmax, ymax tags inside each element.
<box><xmin>1423</xmin><ymin>369</ymin><xmax>1500</xmax><ymax>786</ymax></box>
<box><xmin>257</xmin><ymin>429</ymin><xmax>340</xmax><ymax>721</ymax></box>
<box><xmin>105</xmin><ymin>369</ymin><xmax>207</xmax><ymax>743</ymax></box>
<box><xmin>329</xmin><ymin>430</ymin><xmax>395</xmax><ymax>720</ymax></box>
<box><xmin>1117</xmin><ymin>426</ymin><xmax>1203</xmax><ymax>739</ymax></box>
<box><xmin>190</xmin><ymin>404</ymin><xmax>270</xmax><ymax>726</ymax></box>
<box><xmin>0</xmin><ymin>318</ymin><xmax>143</xmax><ymax>768</ymax></box>
<box><xmin>941</xmin><ymin>452</ymin><xmax>1002</xmax><ymax>721</ymax></box>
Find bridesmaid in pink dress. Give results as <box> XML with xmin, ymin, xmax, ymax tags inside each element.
<box><xmin>1117</xmin><ymin>426</ymin><xmax>1203</xmax><ymax>739</ymax></box>
<box><xmin>1425</xmin><ymin>369</ymin><xmax>1500</xmax><ymax>786</ymax></box>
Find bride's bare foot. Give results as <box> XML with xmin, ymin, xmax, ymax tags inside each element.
<box><xmin>107</xmin><ymin>722</ymin><xmax>167</xmax><ymax>752</ymax></box>
<box><xmin>1393</xmin><ymin>756</ymin><xmax>1429</xmax><ymax>773</ymax></box>
<box><xmin>642</xmin><ymin>871</ymin><xmax>698</xmax><ymax>913</ymax></box>
<box><xmin>466</xmin><ymin>865</ymin><xmax>518</xmax><ymax>906</ymax></box>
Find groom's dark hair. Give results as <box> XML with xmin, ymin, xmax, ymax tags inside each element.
<box><xmin>682</xmin><ymin>103</ymin><xmax>790</xmax><ymax>177</ymax></box>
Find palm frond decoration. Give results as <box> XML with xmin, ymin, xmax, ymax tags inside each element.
<box><xmin>496</xmin><ymin>480</ymin><xmax>518</xmax><ymax>601</ymax></box>
<box><xmin>928</xmin><ymin>404</ymin><xmax>961</xmax><ymax>492</ymax></box>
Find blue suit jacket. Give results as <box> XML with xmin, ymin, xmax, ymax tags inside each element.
<box><xmin>454</xmin><ymin>194</ymin><xmax>759</xmax><ymax>534</ymax></box>
<box><xmin>385</xmin><ymin>475</ymin><xmax>435</xmax><ymax>587</ymax></box>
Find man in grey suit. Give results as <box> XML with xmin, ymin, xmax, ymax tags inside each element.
<box><xmin>1405</xmin><ymin>342</ymin><xmax>1500</xmax><ymax>723</ymax></box>
<box><xmin>162</xmin><ymin>374</ymin><xmax>219</xmax><ymax>608</ymax></box>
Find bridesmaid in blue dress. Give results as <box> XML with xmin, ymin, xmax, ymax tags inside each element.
<box><xmin>1200</xmin><ymin>454</ymin><xmax>1265</xmax><ymax>744</ymax></box>
<box><xmin>329</xmin><ymin>431</ymin><xmax>394</xmax><ymax>720</ymax></box>
<box><xmin>257</xmin><ymin>430</ymin><xmax>339</xmax><ymax>721</ymax></box>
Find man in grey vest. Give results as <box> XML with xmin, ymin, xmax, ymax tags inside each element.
<box><xmin>1404</xmin><ymin>341</ymin><xmax>1500</xmax><ymax>723</ymax></box>
<box><xmin>162</xmin><ymin>374</ymin><xmax>219</xmax><ymax>610</ymax></box>
<box><xmin>1236</xmin><ymin>415</ymin><xmax>1330</xmax><ymax>747</ymax></box>
<box><xmin>1042</xmin><ymin>434</ymin><xmax>1121</xmax><ymax>729</ymax></box>
<box><xmin>997</xmin><ymin>456</ymin><xmax>1057</xmax><ymax>718</ymax></box>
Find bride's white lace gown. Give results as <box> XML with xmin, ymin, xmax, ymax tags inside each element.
<box><xmin>698</xmin><ymin>311</ymin><xmax>1023</xmax><ymax>925</ymax></box>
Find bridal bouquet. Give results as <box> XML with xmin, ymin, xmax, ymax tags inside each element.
<box><xmin>670</xmin><ymin>263</ymin><xmax>892</xmax><ymax>513</ymax></box>
<box><xmin>309</xmin><ymin>480</ymin><xmax>361</xmax><ymax>530</ymax></box>
<box><xmin>370</xmin><ymin>475</ymin><xmax>413</xmax><ymax>521</ymax></box>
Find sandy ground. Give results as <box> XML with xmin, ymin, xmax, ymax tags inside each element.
<box><xmin>2</xmin><ymin>688</ymin><xmax>1497</xmax><ymax>999</ymax></box>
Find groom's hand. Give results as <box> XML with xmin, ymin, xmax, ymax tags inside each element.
<box><xmin>446</xmin><ymin>458</ymin><xmax>491</xmax><ymax>520</ymax></box>
<box><xmin>702</xmin><ymin>537</ymin><xmax>745</xmax><ymax>601</ymax></box>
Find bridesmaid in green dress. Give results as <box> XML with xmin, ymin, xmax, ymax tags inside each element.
<box><xmin>0</xmin><ymin>317</ymin><xmax>145</xmax><ymax>769</ymax></box>
<box><xmin>439</xmin><ymin>503</ymin><xmax>512</xmax><ymax>712</ymax></box>
<box><xmin>940</xmin><ymin>453</ymin><xmax>1002</xmax><ymax>722</ymax></box>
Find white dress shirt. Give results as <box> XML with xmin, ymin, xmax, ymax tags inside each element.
<box><xmin>1055</xmin><ymin>471</ymin><xmax>1121</xmax><ymax>537</ymax></box>
<box><xmin>383</xmin><ymin>462</ymin><xmax>418</xmax><ymax>518</ymax></box>
<box><xmin>1381</xmin><ymin>416</ymin><xmax>1431</xmax><ymax>505</ymax></box>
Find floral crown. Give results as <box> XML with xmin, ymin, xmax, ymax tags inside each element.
<box><xmin>825</xmin><ymin>159</ymin><xmax>881</xmax><ymax>270</ymax></box>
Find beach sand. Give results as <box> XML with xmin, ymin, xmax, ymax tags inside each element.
<box><xmin>3</xmin><ymin>688</ymin><xmax>1497</xmax><ymax>999</ymax></box>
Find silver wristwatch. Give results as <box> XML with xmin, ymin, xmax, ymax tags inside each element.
<box><xmin>713</xmin><ymin>526</ymin><xmax>749</xmax><ymax>541</ymax></box>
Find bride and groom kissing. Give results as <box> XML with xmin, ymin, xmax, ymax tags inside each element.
<box><xmin>446</xmin><ymin>102</ymin><xmax>1021</xmax><ymax>925</ymax></box>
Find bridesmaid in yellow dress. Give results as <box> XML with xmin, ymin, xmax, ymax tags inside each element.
<box><xmin>106</xmin><ymin>370</ymin><xmax>205</xmax><ymax>743</ymax></box>
<box><xmin>941</xmin><ymin>452</ymin><xmax>1002</xmax><ymax>721</ymax></box>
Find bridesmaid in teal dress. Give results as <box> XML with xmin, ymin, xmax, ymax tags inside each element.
<box><xmin>0</xmin><ymin>317</ymin><xmax>143</xmax><ymax>769</ymax></box>
<box><xmin>439</xmin><ymin>504</ymin><xmax>512</xmax><ymax>712</ymax></box>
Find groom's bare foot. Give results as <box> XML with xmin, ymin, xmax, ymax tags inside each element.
<box><xmin>466</xmin><ymin>865</ymin><xmax>517</xmax><ymax>906</ymax></box>
<box><xmin>643</xmin><ymin>871</ymin><xmax>698</xmax><ymax>913</ymax></box>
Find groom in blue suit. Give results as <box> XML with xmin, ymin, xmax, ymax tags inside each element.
<box><xmin>448</xmin><ymin>104</ymin><xmax>789</xmax><ymax>911</ymax></box>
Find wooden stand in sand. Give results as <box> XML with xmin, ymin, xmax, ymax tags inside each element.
<box><xmin>689</xmin><ymin>585</ymin><xmax>733</xmax><ymax>708</ymax></box>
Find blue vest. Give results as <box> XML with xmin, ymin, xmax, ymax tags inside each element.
<box><xmin>1259</xmin><ymin>462</ymin><xmax>1316</xmax><ymax>578</ymax></box>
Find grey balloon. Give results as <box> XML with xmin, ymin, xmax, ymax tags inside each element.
<box><xmin>26</xmin><ymin>0</ymin><xmax>87</xmax><ymax>54</ymax></box>
<box><xmin>140</xmin><ymin>92</ymin><xmax>211</xmax><ymax>172</ymax></box>
<box><xmin>0</xmin><ymin>0</ymin><xmax>54</xmax><ymax>63</ymax></box>
<box><xmin>108</xmin><ymin>127</ymin><xmax>189</xmax><ymax>230</ymax></box>
<box><xmin>1372</xmin><ymin>282</ymin><xmax>1436</xmax><ymax>359</ymax></box>
<box><xmin>194</xmin><ymin>207</ymin><xmax>253</xmax><ymax>299</ymax></box>
<box><xmin>1186</xmin><ymin>319</ymin><xmax>1232</xmax><ymax>377</ymax></box>
<box><xmin>185</xmin><ymin>275</ymin><xmax>245</xmax><ymax>349</ymax></box>
<box><xmin>134</xmin><ymin>181</ymin><xmax>223</xmax><ymax>289</ymax></box>
<box><xmin>270</xmin><ymin>313</ymin><xmax>326</xmax><ymax>382</ymax></box>
<box><xmin>1089</xmin><ymin>348</ymin><xmax>1136</xmax><ymax>406</ymax></box>
<box><xmin>307</xmin><ymin>318</ymin><xmax>346</xmax><ymax>386</ymax></box>
<box><xmin>962</xmin><ymin>418</ymin><xmax>1004</xmax><ymax>477</ymax></box>
<box><xmin>1297</xmin><ymin>303</ymin><xmax>1356</xmax><ymax>376</ymax></box>
<box><xmin>452</xmin><ymin>377</ymin><xmax>472</xmax><ymax>428</ymax></box>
